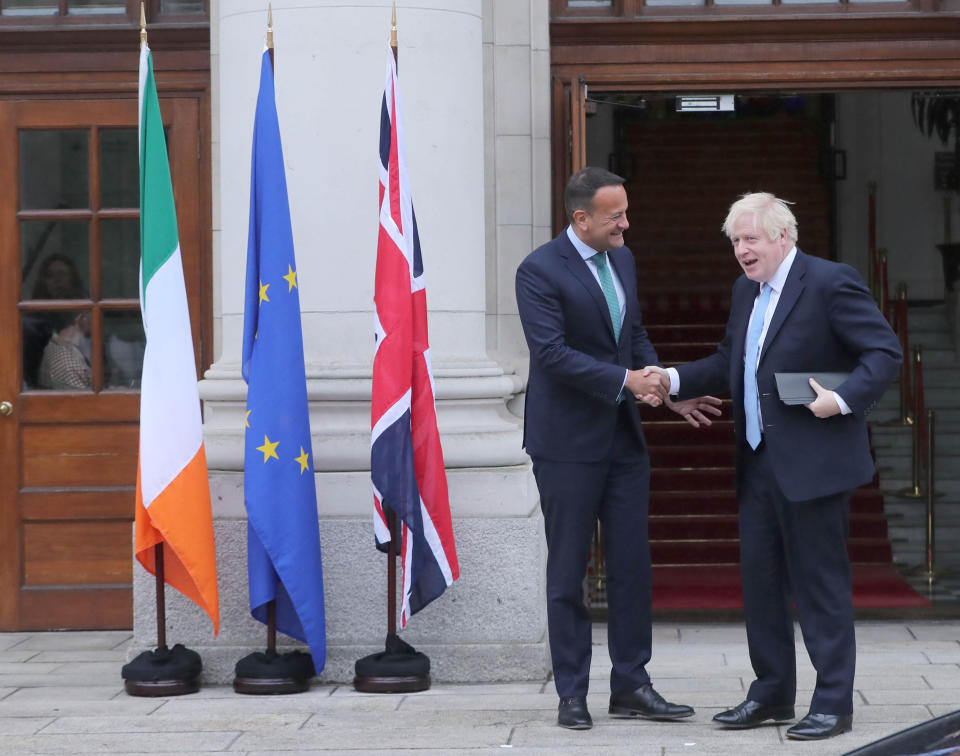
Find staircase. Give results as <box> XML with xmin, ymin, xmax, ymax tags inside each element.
<box><xmin>635</xmin><ymin>306</ymin><xmax>909</xmax><ymax>610</ymax></box>
<box><xmin>869</xmin><ymin>303</ymin><xmax>960</xmax><ymax>574</ymax></box>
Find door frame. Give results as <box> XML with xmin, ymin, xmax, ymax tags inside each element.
<box><xmin>549</xmin><ymin>14</ymin><xmax>960</xmax><ymax>232</ymax></box>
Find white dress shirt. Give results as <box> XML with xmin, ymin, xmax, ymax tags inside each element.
<box><xmin>666</xmin><ymin>247</ymin><xmax>851</xmax><ymax>416</ymax></box>
<box><xmin>566</xmin><ymin>225</ymin><xmax>629</xmax><ymax>394</ymax></box>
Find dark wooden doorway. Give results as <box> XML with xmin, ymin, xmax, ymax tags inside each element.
<box><xmin>0</xmin><ymin>96</ymin><xmax>205</xmax><ymax>630</ymax></box>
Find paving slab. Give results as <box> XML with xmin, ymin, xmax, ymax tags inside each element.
<box><xmin>0</xmin><ymin>731</ymin><xmax>239</xmax><ymax>753</ymax></box>
<box><xmin>40</xmin><ymin>712</ymin><xmax>309</xmax><ymax>734</ymax></box>
<box><xmin>232</xmin><ymin>723</ymin><xmax>513</xmax><ymax>751</ymax></box>
<box><xmin>2</xmin><ymin>632</ymin><xmax>131</xmax><ymax>651</ymax></box>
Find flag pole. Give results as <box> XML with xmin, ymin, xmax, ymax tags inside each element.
<box><xmin>264</xmin><ymin>0</ymin><xmax>278</xmax><ymax>659</ymax></box>
<box><xmin>353</xmin><ymin>3</ymin><xmax>431</xmax><ymax>693</ymax></box>
<box><xmin>142</xmin><ymin>0</ymin><xmax>170</xmax><ymax>662</ymax></box>
<box><xmin>386</xmin><ymin>0</ymin><xmax>399</xmax><ymax>642</ymax></box>
<box><xmin>232</xmin><ymin>5</ymin><xmax>317</xmax><ymax>693</ymax></box>
<box><xmin>124</xmin><ymin>5</ymin><xmax>204</xmax><ymax>695</ymax></box>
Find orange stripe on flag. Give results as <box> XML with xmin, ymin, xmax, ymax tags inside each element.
<box><xmin>135</xmin><ymin>445</ymin><xmax>219</xmax><ymax>635</ymax></box>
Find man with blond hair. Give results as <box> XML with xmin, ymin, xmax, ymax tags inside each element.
<box><xmin>657</xmin><ymin>192</ymin><xmax>901</xmax><ymax>740</ymax></box>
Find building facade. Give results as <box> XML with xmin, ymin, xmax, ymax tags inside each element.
<box><xmin>1</xmin><ymin>0</ymin><xmax>957</xmax><ymax>682</ymax></box>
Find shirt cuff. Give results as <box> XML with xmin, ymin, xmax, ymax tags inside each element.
<box><xmin>833</xmin><ymin>391</ymin><xmax>852</xmax><ymax>415</ymax></box>
<box><xmin>617</xmin><ymin>370</ymin><xmax>628</xmax><ymax>402</ymax></box>
<box><xmin>665</xmin><ymin>367</ymin><xmax>680</xmax><ymax>396</ymax></box>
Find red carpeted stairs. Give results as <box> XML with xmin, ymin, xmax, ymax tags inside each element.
<box><xmin>638</xmin><ymin>300</ymin><xmax>928</xmax><ymax>610</ymax></box>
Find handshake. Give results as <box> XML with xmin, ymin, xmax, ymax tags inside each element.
<box><xmin>627</xmin><ymin>365</ymin><xmax>670</xmax><ymax>407</ymax></box>
<box><xmin>626</xmin><ymin>366</ymin><xmax>723</xmax><ymax>427</ymax></box>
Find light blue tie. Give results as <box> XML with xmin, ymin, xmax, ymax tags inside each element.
<box><xmin>593</xmin><ymin>252</ymin><xmax>621</xmax><ymax>343</ymax></box>
<box><xmin>744</xmin><ymin>283</ymin><xmax>772</xmax><ymax>449</ymax></box>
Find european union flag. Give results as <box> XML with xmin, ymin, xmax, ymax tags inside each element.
<box><xmin>242</xmin><ymin>48</ymin><xmax>325</xmax><ymax>672</ymax></box>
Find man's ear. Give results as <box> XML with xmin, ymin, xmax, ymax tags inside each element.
<box><xmin>571</xmin><ymin>209</ymin><xmax>588</xmax><ymax>228</ymax></box>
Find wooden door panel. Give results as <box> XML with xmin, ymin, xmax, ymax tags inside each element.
<box><xmin>21</xmin><ymin>489</ymin><xmax>132</xmax><ymax>520</ymax></box>
<box><xmin>24</xmin><ymin>521</ymin><xmax>132</xmax><ymax>585</ymax></box>
<box><xmin>20</xmin><ymin>588</ymin><xmax>132</xmax><ymax>631</ymax></box>
<box><xmin>22</xmin><ymin>423</ymin><xmax>138</xmax><ymax>487</ymax></box>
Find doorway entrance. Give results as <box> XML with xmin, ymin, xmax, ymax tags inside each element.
<box><xmin>0</xmin><ymin>97</ymin><xmax>205</xmax><ymax>630</ymax></box>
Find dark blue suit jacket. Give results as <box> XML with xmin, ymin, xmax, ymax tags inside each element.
<box><xmin>676</xmin><ymin>250</ymin><xmax>902</xmax><ymax>501</ymax></box>
<box><xmin>516</xmin><ymin>230</ymin><xmax>659</xmax><ymax>462</ymax></box>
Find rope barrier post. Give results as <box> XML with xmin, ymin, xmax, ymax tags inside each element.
<box><xmin>924</xmin><ymin>409</ymin><xmax>936</xmax><ymax>583</ymax></box>
<box><xmin>879</xmin><ymin>249</ymin><xmax>889</xmax><ymax>322</ymax></box>
<box><xmin>896</xmin><ymin>344</ymin><xmax>923</xmax><ymax>498</ymax></box>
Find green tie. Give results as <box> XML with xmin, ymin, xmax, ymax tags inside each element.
<box><xmin>593</xmin><ymin>252</ymin><xmax>621</xmax><ymax>342</ymax></box>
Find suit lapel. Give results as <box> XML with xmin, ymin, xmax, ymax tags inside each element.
<box><xmin>559</xmin><ymin>233</ymin><xmax>619</xmax><ymax>342</ymax></box>
<box><xmin>759</xmin><ymin>250</ymin><xmax>807</xmax><ymax>365</ymax></box>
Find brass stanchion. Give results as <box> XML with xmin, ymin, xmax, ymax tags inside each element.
<box><xmin>896</xmin><ymin>345</ymin><xmax>924</xmax><ymax>497</ymax></box>
<box><xmin>905</xmin><ymin>410</ymin><xmax>951</xmax><ymax>582</ymax></box>
<box><xmin>924</xmin><ymin>410</ymin><xmax>936</xmax><ymax>582</ymax></box>
<box><xmin>880</xmin><ymin>283</ymin><xmax>912</xmax><ymax>426</ymax></box>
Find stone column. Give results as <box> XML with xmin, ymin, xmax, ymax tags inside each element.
<box><xmin>132</xmin><ymin>0</ymin><xmax>549</xmax><ymax>684</ymax></box>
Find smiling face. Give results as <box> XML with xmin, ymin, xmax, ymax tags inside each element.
<box><xmin>571</xmin><ymin>184</ymin><xmax>629</xmax><ymax>252</ymax></box>
<box><xmin>730</xmin><ymin>213</ymin><xmax>791</xmax><ymax>283</ymax></box>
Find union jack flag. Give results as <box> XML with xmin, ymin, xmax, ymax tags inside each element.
<box><xmin>371</xmin><ymin>48</ymin><xmax>459</xmax><ymax>628</ymax></box>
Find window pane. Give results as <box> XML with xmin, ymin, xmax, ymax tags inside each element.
<box><xmin>33</xmin><ymin>309</ymin><xmax>93</xmax><ymax>391</ymax></box>
<box><xmin>100</xmin><ymin>129</ymin><xmax>138</xmax><ymax>208</ymax></box>
<box><xmin>21</xmin><ymin>221</ymin><xmax>90</xmax><ymax>300</ymax></box>
<box><xmin>1</xmin><ymin>0</ymin><xmax>57</xmax><ymax>15</ymax></box>
<box><xmin>67</xmin><ymin>0</ymin><xmax>125</xmax><ymax>14</ymax></box>
<box><xmin>104</xmin><ymin>311</ymin><xmax>145</xmax><ymax>389</ymax></box>
<box><xmin>567</xmin><ymin>0</ymin><xmax>613</xmax><ymax>6</ymax></box>
<box><xmin>160</xmin><ymin>0</ymin><xmax>205</xmax><ymax>11</ymax></box>
<box><xmin>101</xmin><ymin>218</ymin><xmax>140</xmax><ymax>299</ymax></box>
<box><xmin>20</xmin><ymin>130</ymin><xmax>89</xmax><ymax>210</ymax></box>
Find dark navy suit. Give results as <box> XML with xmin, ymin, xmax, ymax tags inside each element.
<box><xmin>675</xmin><ymin>250</ymin><xmax>901</xmax><ymax>714</ymax></box>
<box><xmin>516</xmin><ymin>229</ymin><xmax>659</xmax><ymax>698</ymax></box>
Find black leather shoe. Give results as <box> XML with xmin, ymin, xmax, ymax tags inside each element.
<box><xmin>713</xmin><ymin>699</ymin><xmax>795</xmax><ymax>729</ymax></box>
<box><xmin>609</xmin><ymin>684</ymin><xmax>695</xmax><ymax>720</ymax></box>
<box><xmin>557</xmin><ymin>697</ymin><xmax>592</xmax><ymax>730</ymax></box>
<box><xmin>786</xmin><ymin>712</ymin><xmax>853</xmax><ymax>740</ymax></box>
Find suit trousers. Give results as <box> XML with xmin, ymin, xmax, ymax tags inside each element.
<box><xmin>739</xmin><ymin>442</ymin><xmax>856</xmax><ymax>715</ymax></box>
<box><xmin>532</xmin><ymin>405</ymin><xmax>652</xmax><ymax>698</ymax></box>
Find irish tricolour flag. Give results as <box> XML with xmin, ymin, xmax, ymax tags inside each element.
<box><xmin>133</xmin><ymin>42</ymin><xmax>219</xmax><ymax>634</ymax></box>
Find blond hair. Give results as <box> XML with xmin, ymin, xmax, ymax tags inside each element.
<box><xmin>722</xmin><ymin>192</ymin><xmax>798</xmax><ymax>245</ymax></box>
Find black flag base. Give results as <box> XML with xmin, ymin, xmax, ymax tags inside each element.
<box><xmin>121</xmin><ymin>644</ymin><xmax>202</xmax><ymax>697</ymax></box>
<box><xmin>233</xmin><ymin>649</ymin><xmax>315</xmax><ymax>695</ymax></box>
<box><xmin>353</xmin><ymin>633</ymin><xmax>430</xmax><ymax>693</ymax></box>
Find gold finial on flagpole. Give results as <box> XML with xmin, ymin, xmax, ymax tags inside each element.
<box><xmin>140</xmin><ymin>2</ymin><xmax>147</xmax><ymax>47</ymax></box>
<box><xmin>267</xmin><ymin>3</ymin><xmax>274</xmax><ymax>50</ymax></box>
<box><xmin>390</xmin><ymin>2</ymin><xmax>397</xmax><ymax>50</ymax></box>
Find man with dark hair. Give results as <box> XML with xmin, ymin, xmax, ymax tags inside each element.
<box><xmin>515</xmin><ymin>166</ymin><xmax>719</xmax><ymax>730</ymax></box>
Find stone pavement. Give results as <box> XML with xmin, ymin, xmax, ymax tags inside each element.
<box><xmin>1</xmin><ymin>620</ymin><xmax>959</xmax><ymax>755</ymax></box>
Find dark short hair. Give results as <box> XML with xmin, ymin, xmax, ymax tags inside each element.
<box><xmin>564</xmin><ymin>167</ymin><xmax>625</xmax><ymax>222</ymax></box>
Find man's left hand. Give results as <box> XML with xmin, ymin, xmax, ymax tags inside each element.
<box><xmin>665</xmin><ymin>395</ymin><xmax>723</xmax><ymax>428</ymax></box>
<box><xmin>805</xmin><ymin>377</ymin><xmax>841</xmax><ymax>418</ymax></box>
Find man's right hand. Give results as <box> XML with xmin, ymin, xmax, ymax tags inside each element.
<box><xmin>625</xmin><ymin>366</ymin><xmax>668</xmax><ymax>406</ymax></box>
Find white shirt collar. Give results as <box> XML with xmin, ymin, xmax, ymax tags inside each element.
<box><xmin>566</xmin><ymin>225</ymin><xmax>604</xmax><ymax>262</ymax></box>
<box><xmin>765</xmin><ymin>246</ymin><xmax>798</xmax><ymax>295</ymax></box>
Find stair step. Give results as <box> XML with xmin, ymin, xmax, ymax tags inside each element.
<box><xmin>650</xmin><ymin>538</ymin><xmax>892</xmax><ymax>565</ymax></box>
<box><xmin>655</xmin><ymin>343</ymin><xmax>723</xmax><ymax>362</ymax></box>
<box><xmin>651</xmin><ymin>468</ymin><xmax>734</xmax><ymax>491</ymax></box>
<box><xmin>646</xmin><ymin>324</ymin><xmax>726</xmax><ymax>342</ymax></box>
<box><xmin>648</xmin><ymin>488</ymin><xmax>885</xmax><ymax>515</ymax></box>
<box><xmin>649</xmin><ymin>445</ymin><xmax>735</xmax><ymax>467</ymax></box>
<box><xmin>648</xmin><ymin>513</ymin><xmax>888</xmax><ymax>540</ymax></box>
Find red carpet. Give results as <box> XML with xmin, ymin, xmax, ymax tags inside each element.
<box><xmin>651</xmin><ymin>565</ymin><xmax>930</xmax><ymax>610</ymax></box>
